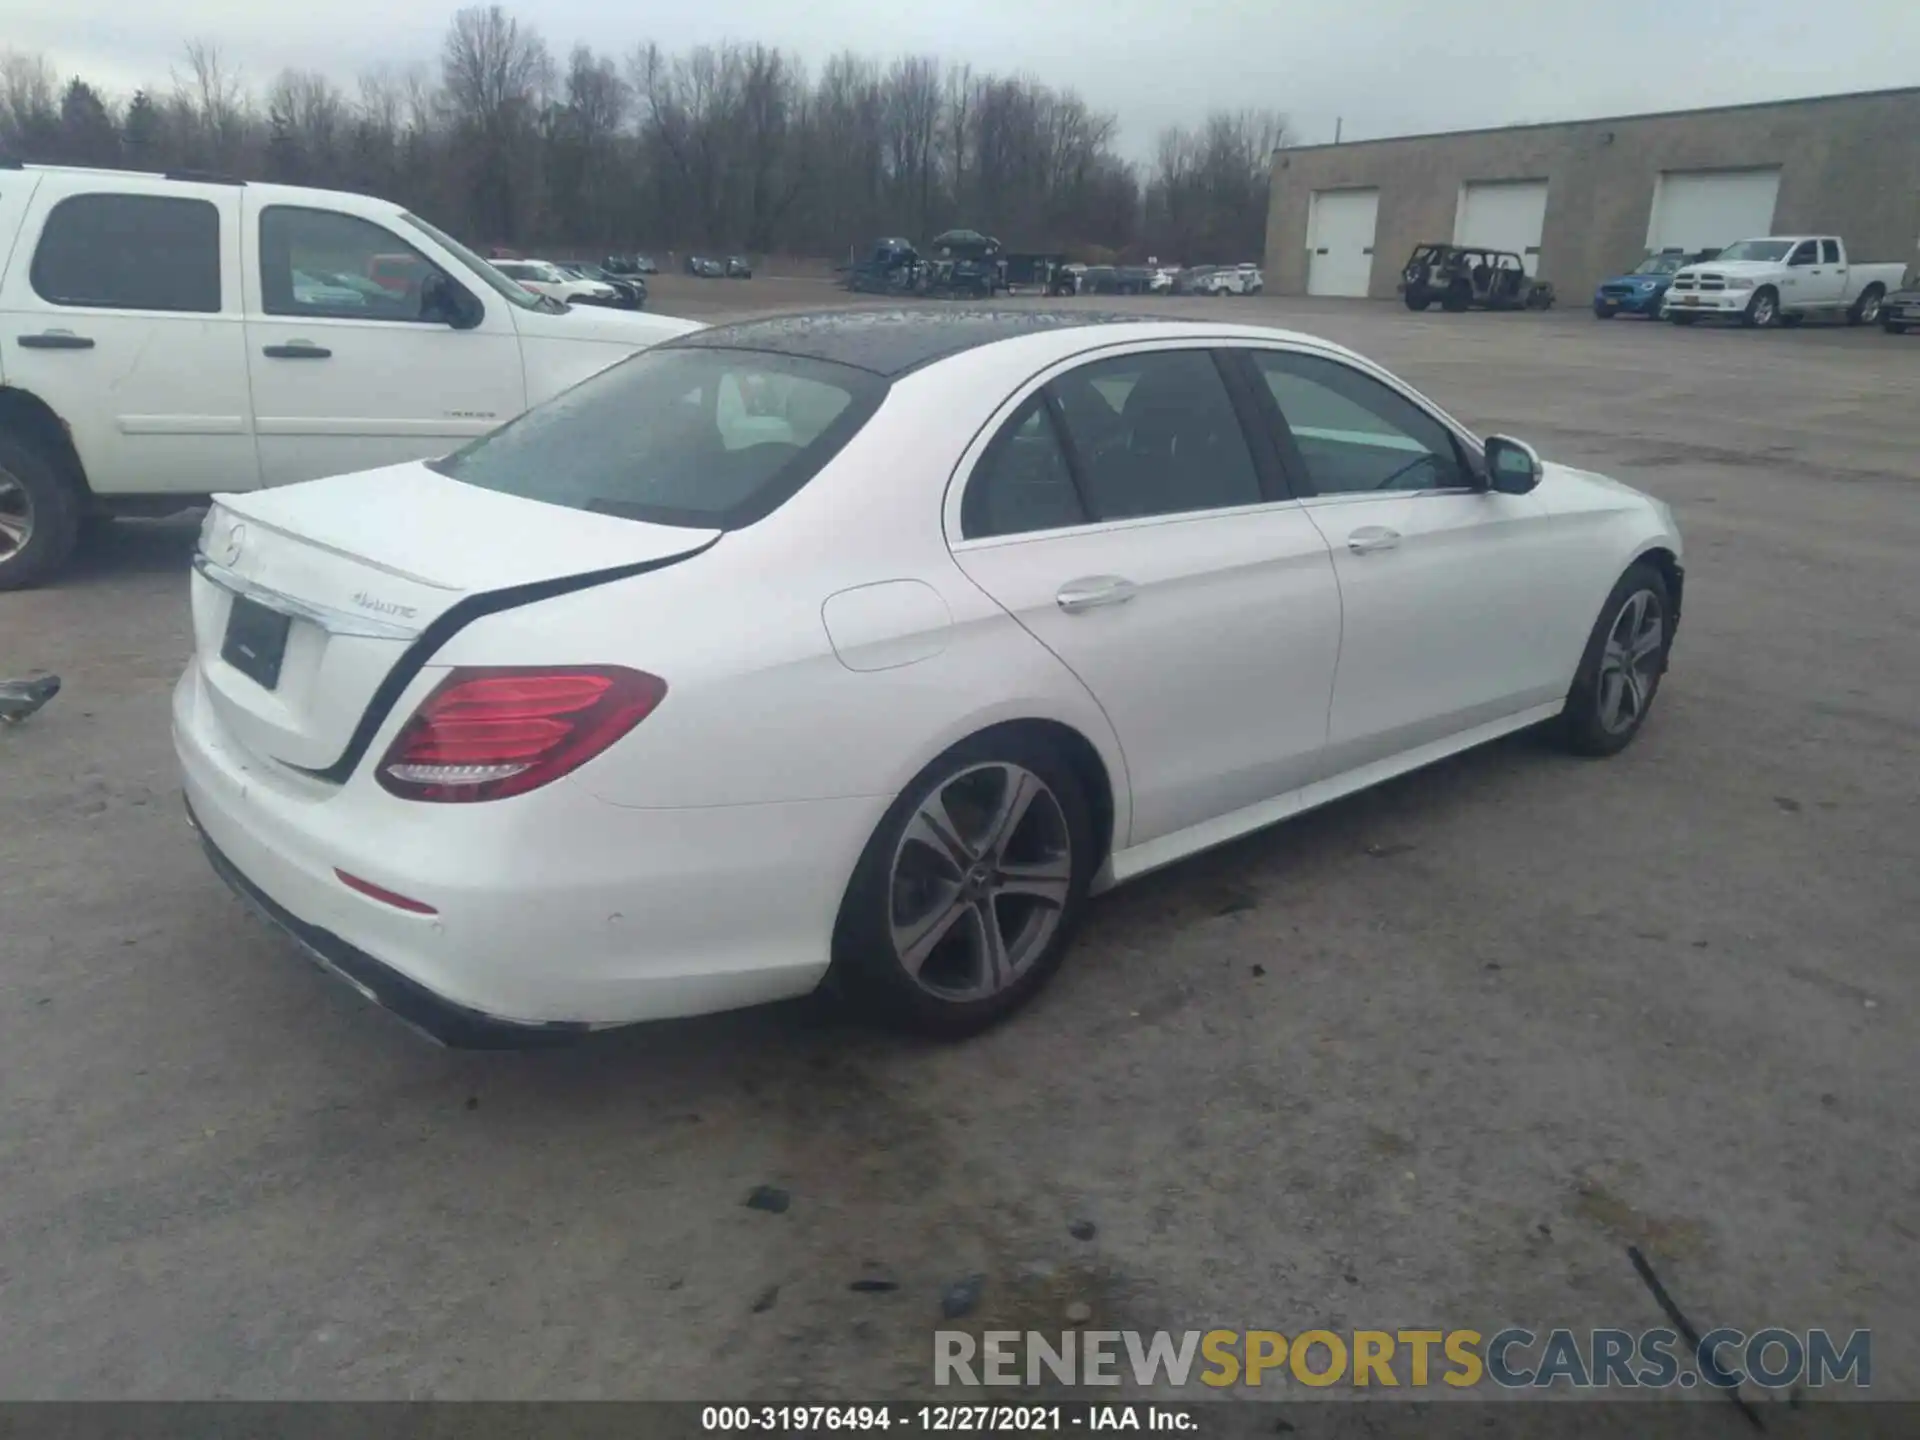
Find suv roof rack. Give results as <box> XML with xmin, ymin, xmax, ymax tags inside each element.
<box><xmin>165</xmin><ymin>169</ymin><xmax>246</xmax><ymax>186</ymax></box>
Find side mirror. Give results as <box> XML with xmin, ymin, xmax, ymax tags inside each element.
<box><xmin>420</xmin><ymin>272</ymin><xmax>481</xmax><ymax>329</ymax></box>
<box><xmin>1483</xmin><ymin>435</ymin><xmax>1543</xmax><ymax>495</ymax></box>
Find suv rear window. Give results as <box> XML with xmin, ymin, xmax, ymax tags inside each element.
<box><xmin>31</xmin><ymin>193</ymin><xmax>221</xmax><ymax>313</ymax></box>
<box><xmin>433</xmin><ymin>347</ymin><xmax>887</xmax><ymax>529</ymax></box>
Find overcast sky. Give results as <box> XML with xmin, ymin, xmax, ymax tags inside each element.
<box><xmin>3</xmin><ymin>0</ymin><xmax>1915</xmax><ymax>161</ymax></box>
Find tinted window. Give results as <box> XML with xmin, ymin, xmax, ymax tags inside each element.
<box><xmin>435</xmin><ymin>347</ymin><xmax>884</xmax><ymax>529</ymax></box>
<box><xmin>1789</xmin><ymin>241</ymin><xmax>1817</xmax><ymax>265</ymax></box>
<box><xmin>260</xmin><ymin>207</ymin><xmax>451</xmax><ymax>322</ymax></box>
<box><xmin>1251</xmin><ymin>351</ymin><xmax>1468</xmax><ymax>495</ymax></box>
<box><xmin>1820</xmin><ymin>239</ymin><xmax>1840</xmax><ymax>265</ymax></box>
<box><xmin>1047</xmin><ymin>351</ymin><xmax>1262</xmax><ymax>521</ymax></box>
<box><xmin>962</xmin><ymin>398</ymin><xmax>1087</xmax><ymax>539</ymax></box>
<box><xmin>31</xmin><ymin>194</ymin><xmax>220</xmax><ymax>313</ymax></box>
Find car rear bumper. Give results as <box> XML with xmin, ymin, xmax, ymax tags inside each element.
<box><xmin>173</xmin><ymin>661</ymin><xmax>880</xmax><ymax>1042</ymax></box>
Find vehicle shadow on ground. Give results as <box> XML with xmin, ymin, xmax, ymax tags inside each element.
<box><xmin>59</xmin><ymin>516</ymin><xmax>202</xmax><ymax>584</ymax></box>
<box><xmin>477</xmin><ymin>722</ymin><xmax>1573</xmax><ymax>1102</ymax></box>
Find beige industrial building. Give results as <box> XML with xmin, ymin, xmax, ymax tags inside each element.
<box><xmin>1263</xmin><ymin>88</ymin><xmax>1920</xmax><ymax>303</ymax></box>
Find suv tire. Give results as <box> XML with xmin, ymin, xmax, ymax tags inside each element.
<box><xmin>0</xmin><ymin>433</ymin><xmax>81</xmax><ymax>592</ymax></box>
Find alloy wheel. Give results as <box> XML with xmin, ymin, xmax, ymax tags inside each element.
<box><xmin>0</xmin><ymin>474</ymin><xmax>33</xmax><ymax>561</ymax></box>
<box><xmin>888</xmin><ymin>762</ymin><xmax>1072</xmax><ymax>1001</ymax></box>
<box><xmin>1596</xmin><ymin>588</ymin><xmax>1665</xmax><ymax>735</ymax></box>
<box><xmin>1858</xmin><ymin>292</ymin><xmax>1882</xmax><ymax>324</ymax></box>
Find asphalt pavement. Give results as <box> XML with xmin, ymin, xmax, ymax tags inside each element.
<box><xmin>1</xmin><ymin>277</ymin><xmax>1914</xmax><ymax>1403</ymax></box>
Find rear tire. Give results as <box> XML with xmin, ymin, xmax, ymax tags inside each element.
<box><xmin>1560</xmin><ymin>562</ymin><xmax>1673</xmax><ymax>758</ymax></box>
<box><xmin>830</xmin><ymin>729</ymin><xmax>1095</xmax><ymax>1038</ymax></box>
<box><xmin>0</xmin><ymin>433</ymin><xmax>82</xmax><ymax>592</ymax></box>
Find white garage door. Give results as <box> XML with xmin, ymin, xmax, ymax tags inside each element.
<box><xmin>1646</xmin><ymin>169</ymin><xmax>1782</xmax><ymax>255</ymax></box>
<box><xmin>1453</xmin><ymin>180</ymin><xmax>1549</xmax><ymax>275</ymax></box>
<box><xmin>1306</xmin><ymin>189</ymin><xmax>1380</xmax><ymax>298</ymax></box>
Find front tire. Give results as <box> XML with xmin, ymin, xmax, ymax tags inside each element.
<box><xmin>1593</xmin><ymin>303</ymin><xmax>1616</xmax><ymax>319</ymax></box>
<box><xmin>1561</xmin><ymin>562</ymin><xmax>1673</xmax><ymax>757</ymax></box>
<box><xmin>0</xmin><ymin>433</ymin><xmax>82</xmax><ymax>592</ymax></box>
<box><xmin>831</xmin><ymin>730</ymin><xmax>1096</xmax><ymax>1037</ymax></box>
<box><xmin>1669</xmin><ymin>312</ymin><xmax>1698</xmax><ymax>325</ymax></box>
<box><xmin>1741</xmin><ymin>287</ymin><xmax>1779</xmax><ymax>328</ymax></box>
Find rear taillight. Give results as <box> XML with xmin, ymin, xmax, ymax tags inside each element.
<box><xmin>376</xmin><ymin>666</ymin><xmax>666</xmax><ymax>803</ymax></box>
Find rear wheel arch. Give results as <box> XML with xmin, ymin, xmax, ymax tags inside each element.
<box><xmin>0</xmin><ymin>387</ymin><xmax>91</xmax><ymax>500</ymax></box>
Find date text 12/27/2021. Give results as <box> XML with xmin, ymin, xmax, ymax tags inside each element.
<box><xmin>701</xmin><ymin>1405</ymin><xmax>1200</xmax><ymax>1431</ymax></box>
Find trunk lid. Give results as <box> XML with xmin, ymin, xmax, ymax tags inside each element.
<box><xmin>191</xmin><ymin>461</ymin><xmax>718</xmax><ymax>771</ymax></box>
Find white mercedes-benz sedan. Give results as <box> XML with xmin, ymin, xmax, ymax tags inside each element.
<box><xmin>174</xmin><ymin>311</ymin><xmax>1683</xmax><ymax>1046</ymax></box>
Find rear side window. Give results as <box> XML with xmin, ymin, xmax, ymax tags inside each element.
<box><xmin>434</xmin><ymin>347</ymin><xmax>885</xmax><ymax>529</ymax></box>
<box><xmin>1047</xmin><ymin>350</ymin><xmax>1263</xmax><ymax>521</ymax></box>
<box><xmin>1821</xmin><ymin>239</ymin><xmax>1840</xmax><ymax>265</ymax></box>
<box><xmin>31</xmin><ymin>194</ymin><xmax>221</xmax><ymax>313</ymax></box>
<box><xmin>962</xmin><ymin>398</ymin><xmax>1087</xmax><ymax>539</ymax></box>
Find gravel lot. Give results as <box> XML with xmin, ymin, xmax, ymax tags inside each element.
<box><xmin>3</xmin><ymin>274</ymin><xmax>1915</xmax><ymax>1406</ymax></box>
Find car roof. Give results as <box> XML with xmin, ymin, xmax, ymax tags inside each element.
<box><xmin>668</xmin><ymin>309</ymin><xmax>1176</xmax><ymax>377</ymax></box>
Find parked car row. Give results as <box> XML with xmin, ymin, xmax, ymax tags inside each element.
<box><xmin>686</xmin><ymin>255</ymin><xmax>753</xmax><ymax>279</ymax></box>
<box><xmin>1062</xmin><ymin>261</ymin><xmax>1263</xmax><ymax>296</ymax></box>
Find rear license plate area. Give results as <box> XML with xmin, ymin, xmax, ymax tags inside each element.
<box><xmin>221</xmin><ymin>596</ymin><xmax>292</xmax><ymax>691</ymax></box>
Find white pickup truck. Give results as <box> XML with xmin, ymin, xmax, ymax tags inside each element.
<box><xmin>1664</xmin><ymin>235</ymin><xmax>1905</xmax><ymax>329</ymax></box>
<box><xmin>0</xmin><ymin>163</ymin><xmax>699</xmax><ymax>588</ymax></box>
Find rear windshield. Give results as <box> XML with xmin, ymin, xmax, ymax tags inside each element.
<box><xmin>432</xmin><ymin>347</ymin><xmax>886</xmax><ymax>529</ymax></box>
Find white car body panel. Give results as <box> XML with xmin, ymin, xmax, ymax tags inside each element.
<box><xmin>0</xmin><ymin>166</ymin><xmax>700</xmax><ymax>501</ymax></box>
<box><xmin>172</xmin><ymin>317</ymin><xmax>1683</xmax><ymax>1035</ymax></box>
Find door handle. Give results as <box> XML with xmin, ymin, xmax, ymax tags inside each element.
<box><xmin>1056</xmin><ymin>576</ymin><xmax>1137</xmax><ymax>613</ymax></box>
<box><xmin>17</xmin><ymin>331</ymin><xmax>94</xmax><ymax>350</ymax></box>
<box><xmin>262</xmin><ymin>342</ymin><xmax>332</xmax><ymax>359</ymax></box>
<box><xmin>1346</xmin><ymin>526</ymin><xmax>1401</xmax><ymax>555</ymax></box>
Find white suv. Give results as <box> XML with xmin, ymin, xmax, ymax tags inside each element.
<box><xmin>0</xmin><ymin>164</ymin><xmax>699</xmax><ymax>588</ymax></box>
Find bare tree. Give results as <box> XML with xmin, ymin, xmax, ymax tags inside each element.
<box><xmin>441</xmin><ymin>4</ymin><xmax>552</xmax><ymax>243</ymax></box>
<box><xmin>0</xmin><ymin>18</ymin><xmax>1298</xmax><ymax>267</ymax></box>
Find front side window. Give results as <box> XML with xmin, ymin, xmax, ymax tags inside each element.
<box><xmin>260</xmin><ymin>207</ymin><xmax>455</xmax><ymax>322</ymax></box>
<box><xmin>397</xmin><ymin>211</ymin><xmax>548</xmax><ymax>311</ymax></box>
<box><xmin>1250</xmin><ymin>351</ymin><xmax>1469</xmax><ymax>495</ymax></box>
<box><xmin>1046</xmin><ymin>350</ymin><xmax>1263</xmax><ymax>521</ymax></box>
<box><xmin>433</xmin><ymin>347</ymin><xmax>885</xmax><ymax>530</ymax></box>
<box><xmin>1788</xmin><ymin>241</ymin><xmax>1818</xmax><ymax>266</ymax></box>
<box><xmin>31</xmin><ymin>193</ymin><xmax>220</xmax><ymax>313</ymax></box>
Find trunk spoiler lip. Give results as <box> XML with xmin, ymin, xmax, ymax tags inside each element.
<box><xmin>206</xmin><ymin>496</ymin><xmax>465</xmax><ymax>591</ymax></box>
<box><xmin>193</xmin><ymin>553</ymin><xmax>425</xmax><ymax>641</ymax></box>
<box><xmin>286</xmin><ymin>533</ymin><xmax>724</xmax><ymax>786</ymax></box>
